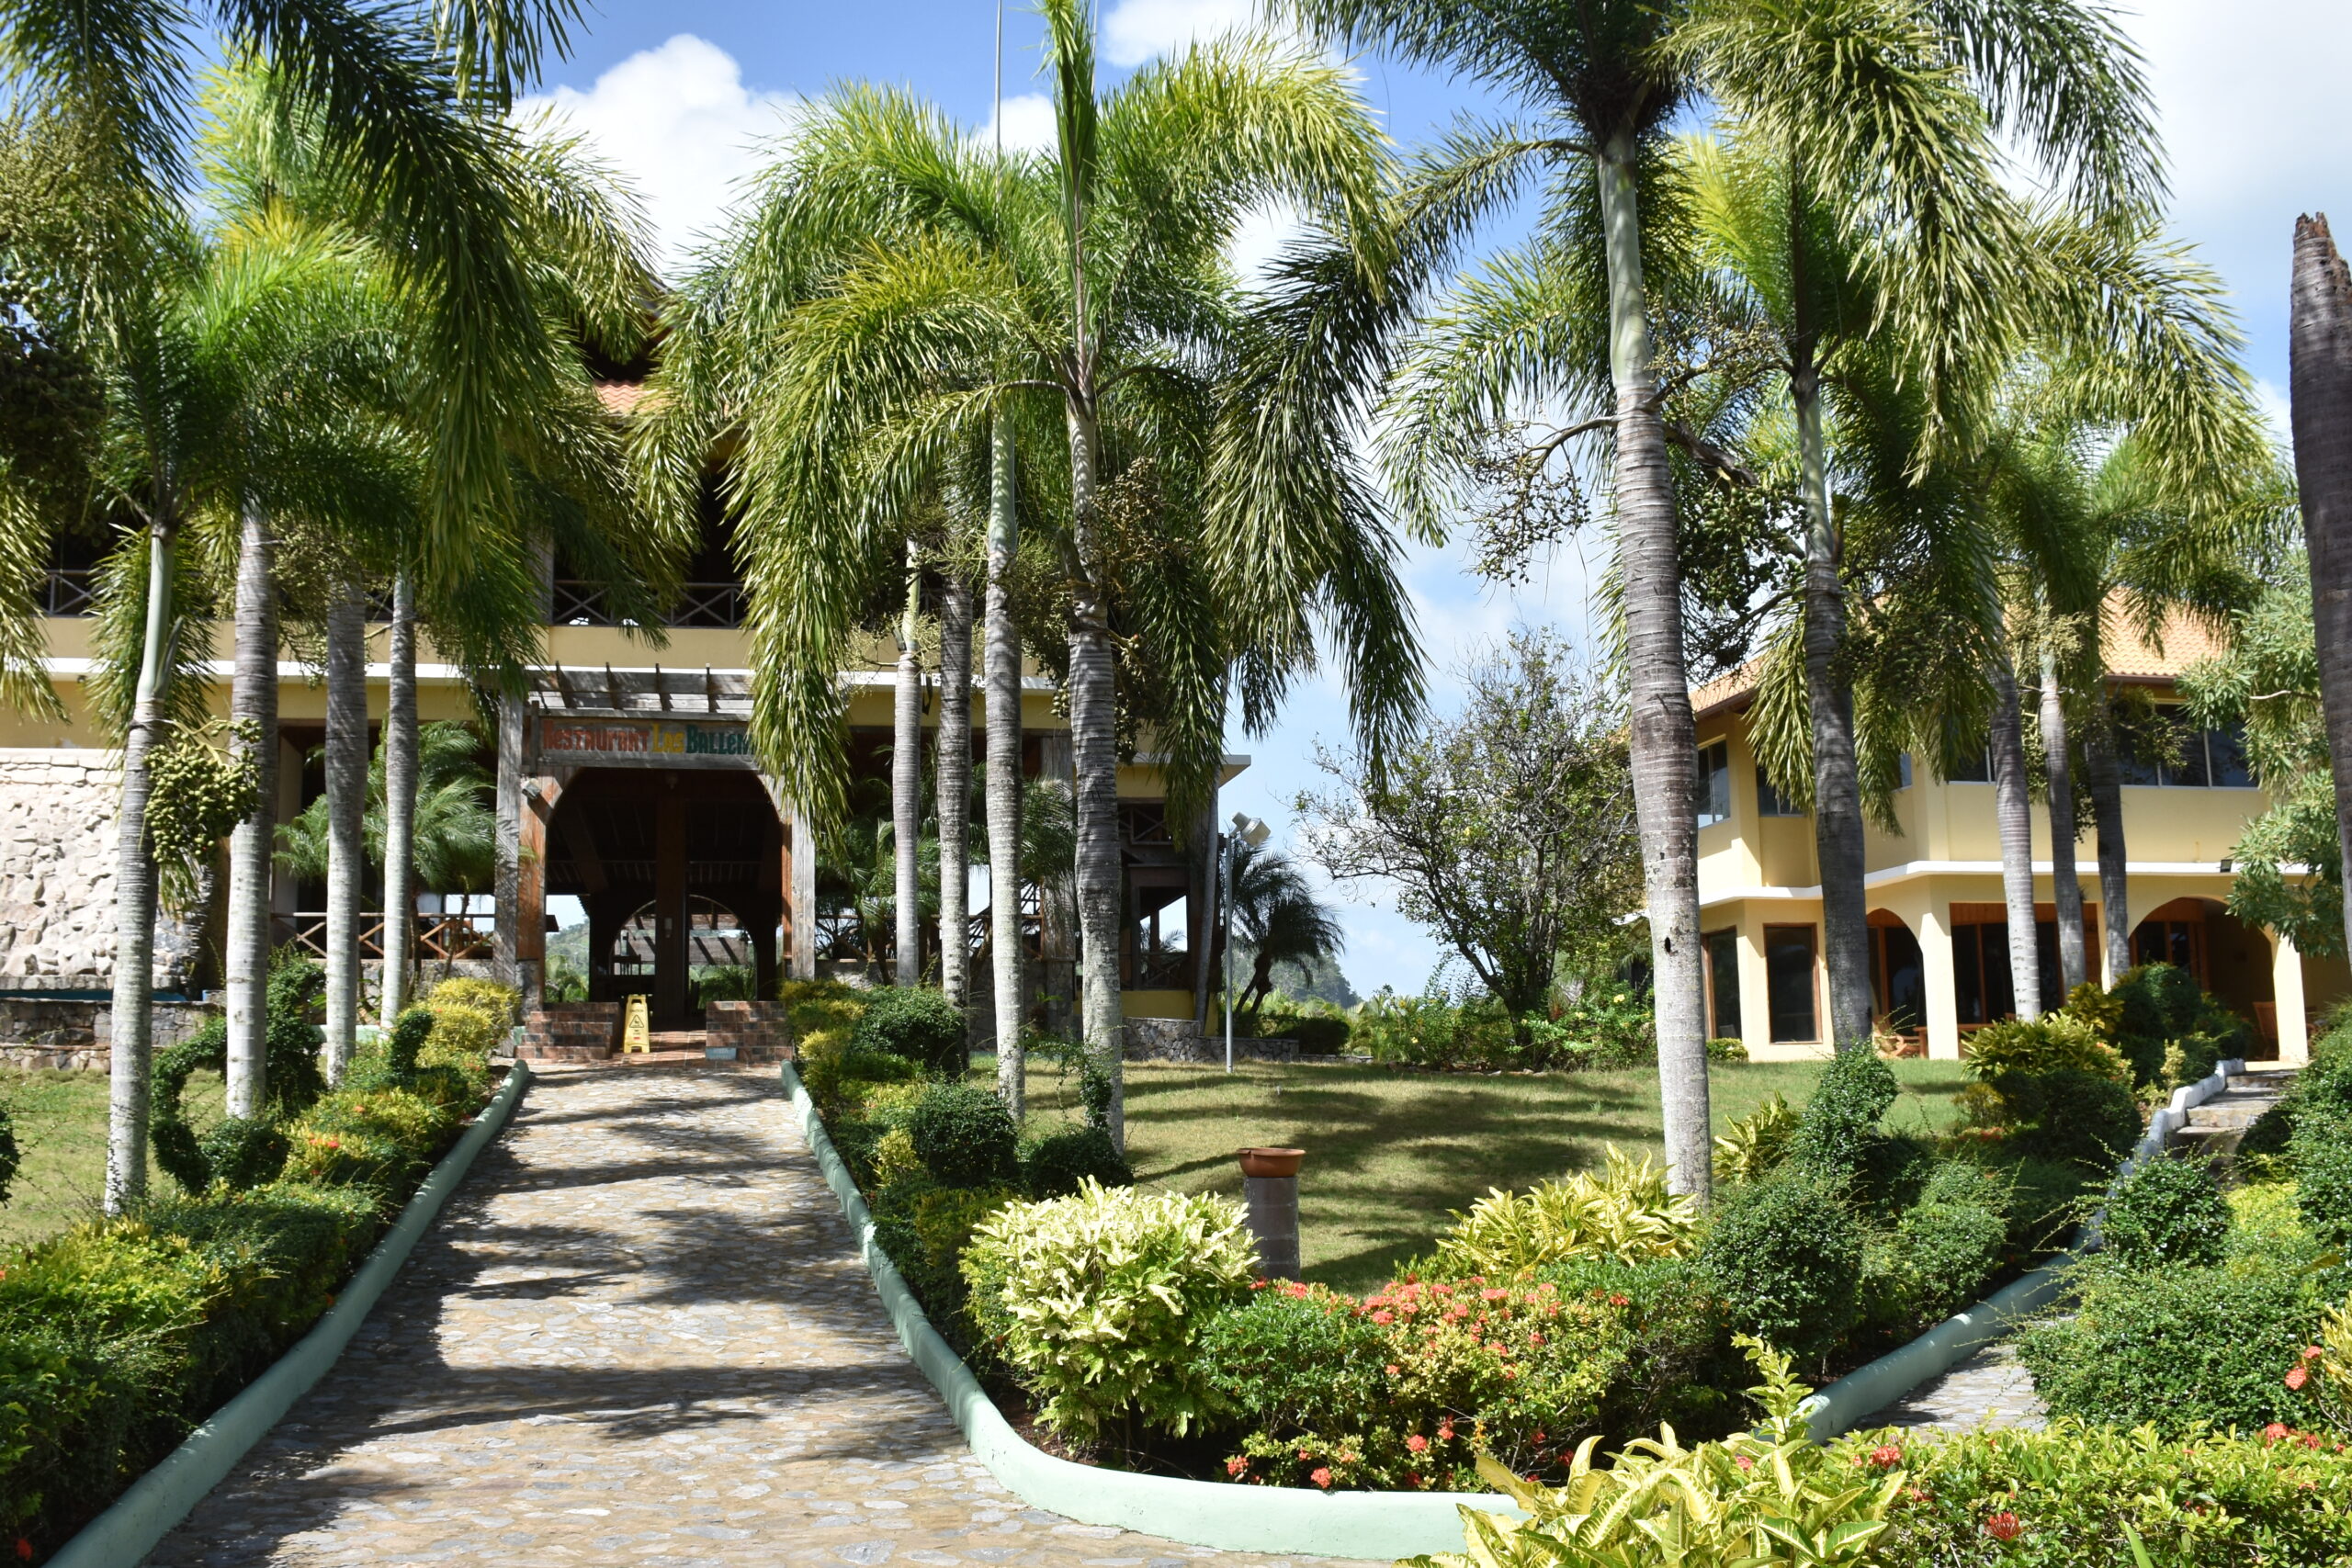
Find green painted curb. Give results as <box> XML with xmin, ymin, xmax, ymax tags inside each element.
<box><xmin>779</xmin><ymin>1061</ymin><xmax>1520</xmax><ymax>1559</ymax></box>
<box><xmin>47</xmin><ymin>1063</ymin><xmax>535</xmax><ymax>1568</ymax></box>
<box><xmin>1797</xmin><ymin>1255</ymin><xmax>2076</xmax><ymax>1442</ymax></box>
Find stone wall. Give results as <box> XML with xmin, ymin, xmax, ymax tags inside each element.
<box><xmin>0</xmin><ymin>750</ymin><xmax>125</xmax><ymax>989</ymax></box>
<box><xmin>1123</xmin><ymin>1015</ymin><xmax>1297</xmax><ymax>1064</ymax></box>
<box><xmin>0</xmin><ymin>996</ymin><xmax>223</xmax><ymax>1068</ymax></box>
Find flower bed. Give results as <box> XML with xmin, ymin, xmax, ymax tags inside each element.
<box><xmin>0</xmin><ymin>975</ymin><xmax>509</xmax><ymax>1560</ymax></box>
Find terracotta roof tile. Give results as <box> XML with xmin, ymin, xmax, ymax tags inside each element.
<box><xmin>594</xmin><ymin>381</ymin><xmax>649</xmax><ymax>417</ymax></box>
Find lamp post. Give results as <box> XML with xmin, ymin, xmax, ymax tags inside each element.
<box><xmin>1222</xmin><ymin>812</ymin><xmax>1270</xmax><ymax>1074</ymax></box>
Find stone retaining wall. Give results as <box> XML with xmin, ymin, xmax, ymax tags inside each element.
<box><xmin>1123</xmin><ymin>1016</ymin><xmax>1297</xmax><ymax>1064</ymax></box>
<box><xmin>0</xmin><ymin>995</ymin><xmax>224</xmax><ymax>1067</ymax></box>
<box><xmin>0</xmin><ymin>750</ymin><xmax>126</xmax><ymax>988</ymax></box>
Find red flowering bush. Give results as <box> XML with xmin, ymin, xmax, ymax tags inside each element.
<box><xmin>1200</xmin><ymin>1276</ymin><xmax>1629</xmax><ymax>1490</ymax></box>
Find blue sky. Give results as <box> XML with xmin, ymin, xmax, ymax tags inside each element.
<box><xmin>525</xmin><ymin>1</ymin><xmax>2352</xmax><ymax>990</ymax></box>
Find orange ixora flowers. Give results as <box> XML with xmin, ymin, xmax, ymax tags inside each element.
<box><xmin>1984</xmin><ymin>1511</ymin><xmax>2022</xmax><ymax>1541</ymax></box>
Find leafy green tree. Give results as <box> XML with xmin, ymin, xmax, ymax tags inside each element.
<box><xmin>1296</xmin><ymin>632</ymin><xmax>1640</xmax><ymax>1043</ymax></box>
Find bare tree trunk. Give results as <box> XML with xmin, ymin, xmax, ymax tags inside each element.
<box><xmin>895</xmin><ymin>543</ymin><xmax>924</xmax><ymax>987</ymax></box>
<box><xmin>105</xmin><ymin>519</ymin><xmax>175</xmax><ymax>1213</ymax></box>
<box><xmin>323</xmin><ymin>584</ymin><xmax>368</xmax><ymax>1081</ymax></box>
<box><xmin>379</xmin><ymin>569</ymin><xmax>419</xmax><ymax>1025</ymax></box>
<box><xmin>987</xmin><ymin>415</ymin><xmax>1027</xmax><ymax>1116</ymax></box>
<box><xmin>2041</xmin><ymin>649</ymin><xmax>2086</xmax><ymax>993</ymax></box>
<box><xmin>225</xmin><ymin>501</ymin><xmax>277</xmax><ymax>1116</ymax></box>
<box><xmin>1792</xmin><ymin>362</ymin><xmax>1871</xmax><ymax>1052</ymax></box>
<box><xmin>1066</xmin><ymin>400</ymin><xmax>1127</xmax><ymax>1151</ymax></box>
<box><xmin>494</xmin><ymin>692</ymin><xmax>524</xmax><ymax>998</ymax></box>
<box><xmin>2290</xmin><ymin>213</ymin><xmax>2352</xmax><ymax>951</ymax></box>
<box><xmin>1988</xmin><ymin>650</ymin><xmax>2041</xmax><ymax>1020</ymax></box>
<box><xmin>2081</xmin><ymin>694</ymin><xmax>2132</xmax><ymax>980</ymax></box>
<box><xmin>939</xmin><ymin>570</ymin><xmax>974</xmax><ymax>1010</ymax></box>
<box><xmin>1597</xmin><ymin>130</ymin><xmax>1708</xmax><ymax>1201</ymax></box>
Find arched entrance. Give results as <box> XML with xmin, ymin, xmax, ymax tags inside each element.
<box><xmin>1867</xmin><ymin>909</ymin><xmax>1926</xmax><ymax>1036</ymax></box>
<box><xmin>2132</xmin><ymin>896</ymin><xmax>2278</xmax><ymax>1054</ymax></box>
<box><xmin>547</xmin><ymin>768</ymin><xmax>784</xmax><ymax>1029</ymax></box>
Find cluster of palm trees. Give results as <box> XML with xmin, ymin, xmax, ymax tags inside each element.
<box><xmin>1</xmin><ymin>0</ymin><xmax>677</xmax><ymax>1210</ymax></box>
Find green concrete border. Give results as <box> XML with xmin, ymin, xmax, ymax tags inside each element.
<box><xmin>778</xmin><ymin>1061</ymin><xmax>1519</xmax><ymax>1559</ymax></box>
<box><xmin>47</xmin><ymin>1063</ymin><xmax>535</xmax><ymax>1568</ymax></box>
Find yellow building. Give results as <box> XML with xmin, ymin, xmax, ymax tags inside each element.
<box><xmin>1689</xmin><ymin>615</ymin><xmax>2345</xmax><ymax>1065</ymax></box>
<box><xmin>0</xmin><ymin>393</ymin><xmax>1233</xmax><ymax>1043</ymax></box>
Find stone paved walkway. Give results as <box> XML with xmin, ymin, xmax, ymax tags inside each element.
<box><xmin>146</xmin><ymin>1066</ymin><xmax>1377</xmax><ymax>1568</ymax></box>
<box><xmin>1865</xmin><ymin>1341</ymin><xmax>2046</xmax><ymax>1434</ymax></box>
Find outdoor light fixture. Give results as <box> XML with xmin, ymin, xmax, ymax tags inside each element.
<box><xmin>1223</xmin><ymin>813</ymin><xmax>1271</xmax><ymax>1075</ymax></box>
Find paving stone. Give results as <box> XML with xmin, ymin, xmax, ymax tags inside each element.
<box><xmin>142</xmin><ymin>1066</ymin><xmax>1381</xmax><ymax>1568</ymax></box>
<box><xmin>1864</xmin><ymin>1340</ymin><xmax>2047</xmax><ymax>1434</ymax></box>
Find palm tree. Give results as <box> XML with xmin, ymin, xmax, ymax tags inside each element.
<box><xmin>983</xmin><ymin>421</ymin><xmax>1024</xmax><ymax>1110</ymax></box>
<box><xmin>937</xmin><ymin>560</ymin><xmax>976</xmax><ymax>1009</ymax></box>
<box><xmin>894</xmin><ymin>546</ymin><xmax>923</xmax><ymax>985</ymax></box>
<box><xmin>1220</xmin><ymin>841</ymin><xmax>1344</xmax><ymax>1023</ymax></box>
<box><xmin>379</xmin><ymin>566</ymin><xmax>420</xmax><ymax>1023</ymax></box>
<box><xmin>2290</xmin><ymin>214</ymin><xmax>2352</xmax><ymax>953</ymax></box>
<box><xmin>1314</xmin><ymin>0</ymin><xmax>2159</xmax><ymax>1193</ymax></box>
<box><xmin>640</xmin><ymin>20</ymin><xmax>1410</xmax><ymax>1148</ymax></box>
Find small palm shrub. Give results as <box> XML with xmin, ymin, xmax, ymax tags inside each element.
<box><xmin>1697</xmin><ymin>1170</ymin><xmax>1862</xmax><ymax>1363</ymax></box>
<box><xmin>907</xmin><ymin>1082</ymin><xmax>1020</xmax><ymax>1189</ymax></box>
<box><xmin>1434</xmin><ymin>1147</ymin><xmax>1699</xmax><ymax>1275</ymax></box>
<box><xmin>963</xmin><ymin>1182</ymin><xmax>1256</xmax><ymax>1443</ymax></box>
<box><xmin>851</xmin><ymin>986</ymin><xmax>968</xmax><ymax>1075</ymax></box>
<box><xmin>2099</xmin><ymin>1153</ymin><xmax>2229</xmax><ymax>1269</ymax></box>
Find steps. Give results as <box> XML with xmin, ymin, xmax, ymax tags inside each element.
<box><xmin>2173</xmin><ymin>1066</ymin><xmax>2296</xmax><ymax>1156</ymax></box>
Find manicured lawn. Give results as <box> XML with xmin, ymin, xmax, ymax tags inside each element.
<box><xmin>0</xmin><ymin>1067</ymin><xmax>226</xmax><ymax>1246</ymax></box>
<box><xmin>1009</xmin><ymin>1055</ymin><xmax>1968</xmax><ymax>1292</ymax></box>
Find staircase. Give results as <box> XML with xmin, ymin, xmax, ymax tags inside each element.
<box><xmin>2172</xmin><ymin>1065</ymin><xmax>2296</xmax><ymax>1157</ymax></box>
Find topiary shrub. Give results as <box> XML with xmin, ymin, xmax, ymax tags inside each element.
<box><xmin>963</xmin><ymin>1182</ymin><xmax>1257</xmax><ymax>1443</ymax></box>
<box><xmin>907</xmin><ymin>1081</ymin><xmax>1019</xmax><ymax>1189</ymax></box>
<box><xmin>0</xmin><ymin>1105</ymin><xmax>17</xmax><ymax>1207</ymax></box>
<box><xmin>420</xmin><ymin>1002</ymin><xmax>501</xmax><ymax>1066</ymax></box>
<box><xmin>262</xmin><ymin>953</ymin><xmax>326</xmax><ymax>1115</ymax></box>
<box><xmin>1023</xmin><ymin>1125</ymin><xmax>1134</xmax><ymax>1199</ymax></box>
<box><xmin>2293</xmin><ymin>1115</ymin><xmax>2352</xmax><ymax>1253</ymax></box>
<box><xmin>1882</xmin><ymin>1161</ymin><xmax>2012</xmax><ymax>1330</ymax></box>
<box><xmin>1697</xmin><ymin>1169</ymin><xmax>1861</xmax><ymax>1363</ymax></box>
<box><xmin>851</xmin><ymin>986</ymin><xmax>969</xmax><ymax>1076</ymax></box>
<box><xmin>199</xmin><ymin>1118</ymin><xmax>290</xmax><ymax>1190</ymax></box>
<box><xmin>1789</xmin><ymin>1047</ymin><xmax>1899</xmax><ymax>1181</ymax></box>
<box><xmin>2099</xmin><ymin>1152</ymin><xmax>2229</xmax><ymax>1269</ymax></box>
<box><xmin>1976</xmin><ymin>1065</ymin><xmax>2143</xmax><ymax>1175</ymax></box>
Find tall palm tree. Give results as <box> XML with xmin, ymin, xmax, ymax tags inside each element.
<box><xmin>894</xmin><ymin>546</ymin><xmax>923</xmax><ymax>985</ymax></box>
<box><xmin>2290</xmin><ymin>214</ymin><xmax>2352</xmax><ymax>953</ymax></box>
<box><xmin>641</xmin><ymin>21</ymin><xmax>1410</xmax><ymax>1147</ymax></box>
<box><xmin>938</xmin><ymin>559</ymin><xmax>975</xmax><ymax>1009</ymax></box>
<box><xmin>984</xmin><ymin>420</ymin><xmax>1024</xmax><ymax>1111</ymax></box>
<box><xmin>322</xmin><ymin>581</ymin><xmax>369</xmax><ymax>1076</ymax></box>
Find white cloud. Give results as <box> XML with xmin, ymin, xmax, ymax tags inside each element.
<box><xmin>981</xmin><ymin>92</ymin><xmax>1058</xmax><ymax>154</ymax></box>
<box><xmin>1102</xmin><ymin>0</ymin><xmax>1263</xmax><ymax>67</ymax></box>
<box><xmin>517</xmin><ymin>35</ymin><xmax>798</xmax><ymax>276</ymax></box>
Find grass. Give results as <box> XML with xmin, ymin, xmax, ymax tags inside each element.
<box><xmin>0</xmin><ymin>1067</ymin><xmax>227</xmax><ymax>1247</ymax></box>
<box><xmin>1007</xmin><ymin>1055</ymin><xmax>1968</xmax><ymax>1292</ymax></box>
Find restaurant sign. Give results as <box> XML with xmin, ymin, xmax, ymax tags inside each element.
<box><xmin>537</xmin><ymin>718</ymin><xmax>756</xmax><ymax>767</ymax></box>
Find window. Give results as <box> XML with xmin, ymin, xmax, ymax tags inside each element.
<box><xmin>1949</xmin><ymin>747</ymin><xmax>1992</xmax><ymax>783</ymax></box>
<box><xmin>2158</xmin><ymin>709</ymin><xmax>2211</xmax><ymax>787</ymax></box>
<box><xmin>1695</xmin><ymin>740</ymin><xmax>1731</xmax><ymax>827</ymax></box>
<box><xmin>1764</xmin><ymin>925</ymin><xmax>1818</xmax><ymax>1042</ymax></box>
<box><xmin>1871</xmin><ymin>921</ymin><xmax>1925</xmax><ymax>1032</ymax></box>
<box><xmin>1951</xmin><ymin>906</ymin><xmax>2068</xmax><ymax>1024</ymax></box>
<box><xmin>1703</xmin><ymin>929</ymin><xmax>1742</xmax><ymax>1041</ymax></box>
<box><xmin>1756</xmin><ymin>766</ymin><xmax>1803</xmax><ymax>816</ymax></box>
<box><xmin>2117</xmin><ymin>706</ymin><xmax>2258</xmax><ymax>789</ymax></box>
<box><xmin>2210</xmin><ymin>720</ymin><xmax>2256</xmax><ymax>788</ymax></box>
<box><xmin>1896</xmin><ymin>751</ymin><xmax>1914</xmax><ymax>789</ymax></box>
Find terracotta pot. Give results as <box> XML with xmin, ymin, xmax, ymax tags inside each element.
<box><xmin>1236</xmin><ymin>1146</ymin><xmax>1305</xmax><ymax>1179</ymax></box>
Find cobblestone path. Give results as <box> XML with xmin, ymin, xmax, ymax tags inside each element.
<box><xmin>1865</xmin><ymin>1341</ymin><xmax>2046</xmax><ymax>1434</ymax></box>
<box><xmin>146</xmin><ymin>1066</ymin><xmax>1376</xmax><ymax>1568</ymax></box>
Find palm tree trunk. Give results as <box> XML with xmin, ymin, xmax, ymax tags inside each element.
<box><xmin>894</xmin><ymin>543</ymin><xmax>923</xmax><ymax>987</ymax></box>
<box><xmin>1065</xmin><ymin>400</ymin><xmax>1127</xmax><ymax>1151</ymax></box>
<box><xmin>323</xmin><ymin>583</ymin><xmax>368</xmax><ymax>1081</ymax></box>
<box><xmin>2290</xmin><ymin>213</ymin><xmax>2352</xmax><ymax>951</ymax></box>
<box><xmin>987</xmin><ymin>414</ymin><xmax>1026</xmax><ymax>1116</ymax></box>
<box><xmin>2040</xmin><ymin>649</ymin><xmax>2086</xmax><ymax>993</ymax></box>
<box><xmin>1595</xmin><ymin>131</ymin><xmax>1709</xmax><ymax>1201</ymax></box>
<box><xmin>105</xmin><ymin>519</ymin><xmax>175</xmax><ymax>1213</ymax></box>
<box><xmin>1792</xmin><ymin>363</ymin><xmax>1871</xmax><ymax>1052</ymax></box>
<box><xmin>2082</xmin><ymin>693</ymin><xmax>2132</xmax><ymax>980</ymax></box>
<box><xmin>224</xmin><ymin>501</ymin><xmax>277</xmax><ymax>1118</ymax></box>
<box><xmin>379</xmin><ymin>569</ymin><xmax>418</xmax><ymax>1025</ymax></box>
<box><xmin>938</xmin><ymin>570</ymin><xmax>974</xmax><ymax>1010</ymax></box>
<box><xmin>1987</xmin><ymin>649</ymin><xmax>2041</xmax><ymax>1020</ymax></box>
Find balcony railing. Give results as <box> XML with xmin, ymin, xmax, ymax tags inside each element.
<box><xmin>273</xmin><ymin>911</ymin><xmax>495</xmax><ymax>963</ymax></box>
<box><xmin>41</xmin><ymin>569</ymin><xmax>96</xmax><ymax>616</ymax></box>
<box><xmin>551</xmin><ymin>580</ymin><xmax>749</xmax><ymax>629</ymax></box>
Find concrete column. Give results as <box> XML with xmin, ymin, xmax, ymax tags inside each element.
<box><xmin>1736</xmin><ymin>908</ymin><xmax>1770</xmax><ymax>1052</ymax></box>
<box><xmin>1919</xmin><ymin>900</ymin><xmax>1962</xmax><ymax>1060</ymax></box>
<box><xmin>2274</xmin><ymin>927</ymin><xmax>2310</xmax><ymax>1066</ymax></box>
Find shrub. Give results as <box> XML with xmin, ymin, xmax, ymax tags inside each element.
<box><xmin>1352</xmin><ymin>993</ymin><xmax>1517</xmax><ymax>1071</ymax></box>
<box><xmin>1705</xmin><ymin>1035</ymin><xmax>1747</xmax><ymax>1063</ymax></box>
<box><xmin>1538</xmin><ymin>1256</ymin><xmax>1741</xmax><ymax>1440</ymax></box>
<box><xmin>1966</xmin><ymin>1012</ymin><xmax>2131</xmax><ymax>1085</ymax></box>
<box><xmin>420</xmin><ymin>1002</ymin><xmax>502</xmax><ymax>1066</ymax></box>
<box><xmin>2107</xmin><ymin>961</ymin><xmax>2253</xmax><ymax>1089</ymax></box>
<box><xmin>1861</xmin><ymin>1416</ymin><xmax>2352</xmax><ymax>1567</ymax></box>
<box><xmin>0</xmin><ymin>1106</ymin><xmax>17</xmax><ymax>1206</ymax></box>
<box><xmin>1285</xmin><ymin>1015</ymin><xmax>1352</xmax><ymax>1056</ymax></box>
<box><xmin>424</xmin><ymin>976</ymin><xmax>516</xmax><ymax>1023</ymax></box>
<box><xmin>851</xmin><ymin>986</ymin><xmax>968</xmax><ymax>1075</ymax></box>
<box><xmin>1207</xmin><ymin>1276</ymin><xmax>1631</xmax><ymax>1491</ymax></box>
<box><xmin>2293</xmin><ymin>1114</ymin><xmax>2352</xmax><ymax>1252</ymax></box>
<box><xmin>1697</xmin><ymin>1170</ymin><xmax>1861</xmax><ymax>1363</ymax></box>
<box><xmin>261</xmin><ymin>954</ymin><xmax>327</xmax><ymax>1116</ymax></box>
<box><xmin>1023</xmin><ymin>1125</ymin><xmax>1134</xmax><ymax>1199</ymax></box>
<box><xmin>1521</xmin><ymin>989</ymin><xmax>1656</xmax><ymax>1070</ymax></box>
<box><xmin>280</xmin><ymin>1088</ymin><xmax>459</xmax><ymax>1196</ymax></box>
<box><xmin>1880</xmin><ymin>1163</ymin><xmax>2011</xmax><ymax>1330</ymax></box>
<box><xmin>2017</xmin><ymin>1256</ymin><xmax>2324</xmax><ymax>1435</ymax></box>
<box><xmin>1711</xmin><ymin>1092</ymin><xmax>1798</xmax><ymax>1187</ymax></box>
<box><xmin>963</xmin><ymin>1182</ymin><xmax>1256</xmax><ymax>1443</ymax></box>
<box><xmin>798</xmin><ymin>1027</ymin><xmax>916</xmax><ymax>1115</ymax></box>
<box><xmin>1434</xmin><ymin>1148</ymin><xmax>1698</xmax><ymax>1275</ymax></box>
<box><xmin>2290</xmin><ymin>1291</ymin><xmax>2352</xmax><ymax>1438</ymax></box>
<box><xmin>2099</xmin><ymin>1153</ymin><xmax>2229</xmax><ymax>1269</ymax></box>
<box><xmin>1980</xmin><ymin>1067</ymin><xmax>2143</xmax><ymax>1174</ymax></box>
<box><xmin>1788</xmin><ymin>1047</ymin><xmax>1899</xmax><ymax>1183</ymax></box>
<box><xmin>907</xmin><ymin>1082</ymin><xmax>1019</xmax><ymax>1189</ymax></box>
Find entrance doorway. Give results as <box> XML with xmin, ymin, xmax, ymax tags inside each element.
<box><xmin>544</xmin><ymin>768</ymin><xmax>785</xmax><ymax>1029</ymax></box>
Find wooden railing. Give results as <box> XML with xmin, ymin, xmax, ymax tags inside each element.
<box><xmin>41</xmin><ymin>569</ymin><xmax>96</xmax><ymax>616</ymax></box>
<box><xmin>274</xmin><ymin>911</ymin><xmax>495</xmax><ymax>962</ymax></box>
<box><xmin>551</xmin><ymin>579</ymin><xmax>749</xmax><ymax>629</ymax></box>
